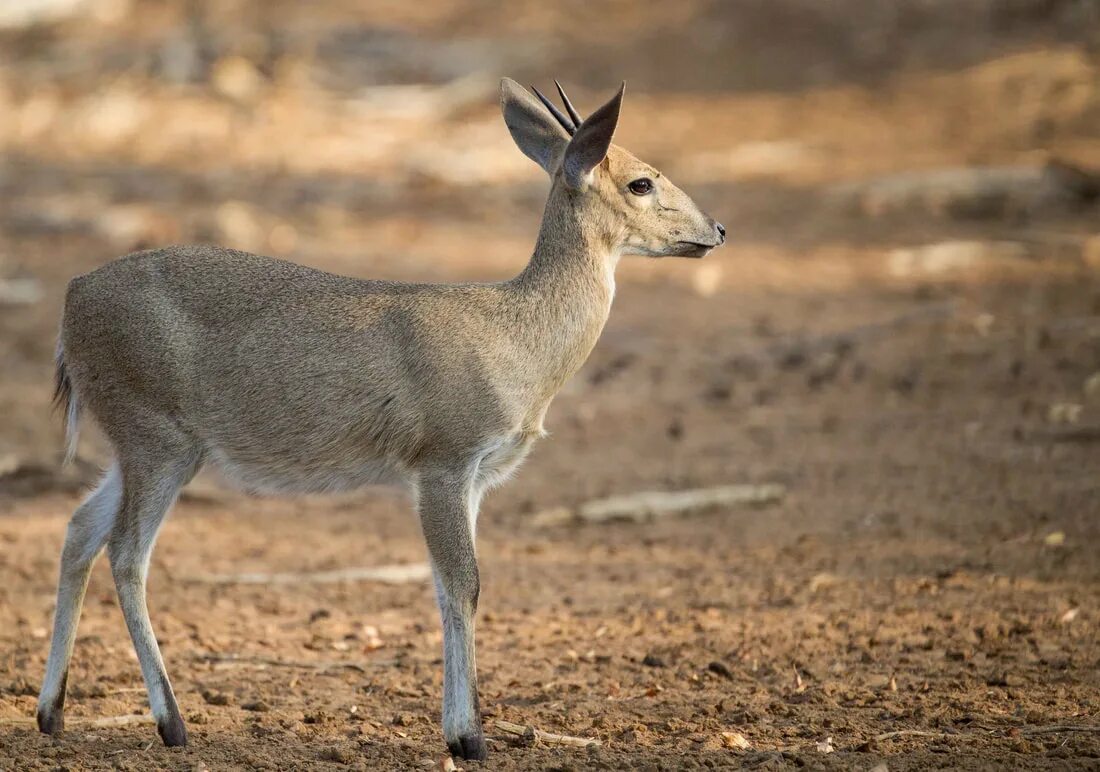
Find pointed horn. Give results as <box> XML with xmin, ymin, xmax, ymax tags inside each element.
<box><xmin>530</xmin><ymin>85</ymin><xmax>576</xmax><ymax>135</ymax></box>
<box><xmin>554</xmin><ymin>80</ymin><xmax>582</xmax><ymax>129</ymax></box>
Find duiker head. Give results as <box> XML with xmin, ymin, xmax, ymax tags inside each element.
<box><xmin>501</xmin><ymin>78</ymin><xmax>725</xmax><ymax>258</ymax></box>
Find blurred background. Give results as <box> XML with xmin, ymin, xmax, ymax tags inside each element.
<box><xmin>0</xmin><ymin>1</ymin><xmax>1098</xmax><ymax>768</ymax></box>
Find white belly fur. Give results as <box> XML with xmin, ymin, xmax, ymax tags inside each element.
<box><xmin>474</xmin><ymin>429</ymin><xmax>542</xmax><ymax>492</ymax></box>
<box><xmin>206</xmin><ymin>445</ymin><xmax>410</xmax><ymax>495</ymax></box>
<box><xmin>203</xmin><ymin>425</ymin><xmax>541</xmax><ymax>498</ymax></box>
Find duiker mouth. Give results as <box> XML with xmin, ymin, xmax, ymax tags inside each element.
<box><xmin>674</xmin><ymin>240</ymin><xmax>718</xmax><ymax>257</ymax></box>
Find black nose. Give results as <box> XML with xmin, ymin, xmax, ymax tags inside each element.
<box><xmin>716</xmin><ymin>222</ymin><xmax>726</xmax><ymax>242</ymax></box>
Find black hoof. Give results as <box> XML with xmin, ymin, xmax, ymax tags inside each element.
<box><xmin>157</xmin><ymin>716</ymin><xmax>188</xmax><ymax>747</ymax></box>
<box><xmin>448</xmin><ymin>732</ymin><xmax>488</xmax><ymax>761</ymax></box>
<box><xmin>36</xmin><ymin>708</ymin><xmax>64</xmax><ymax>736</ymax></box>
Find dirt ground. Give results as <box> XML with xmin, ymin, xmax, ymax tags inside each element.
<box><xmin>1</xmin><ymin>1</ymin><xmax>1099</xmax><ymax>770</ymax></box>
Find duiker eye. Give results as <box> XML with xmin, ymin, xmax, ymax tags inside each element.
<box><xmin>627</xmin><ymin>178</ymin><xmax>653</xmax><ymax>195</ymax></box>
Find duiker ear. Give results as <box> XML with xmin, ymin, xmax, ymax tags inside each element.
<box><xmin>500</xmin><ymin>78</ymin><xmax>570</xmax><ymax>175</ymax></box>
<box><xmin>562</xmin><ymin>83</ymin><xmax>624</xmax><ymax>189</ymax></box>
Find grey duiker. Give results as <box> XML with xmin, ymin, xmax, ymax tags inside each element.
<box><xmin>37</xmin><ymin>78</ymin><xmax>723</xmax><ymax>761</ymax></box>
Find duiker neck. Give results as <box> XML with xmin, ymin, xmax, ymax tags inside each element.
<box><xmin>506</xmin><ymin>181</ymin><xmax>619</xmax><ymax>393</ymax></box>
<box><xmin>516</xmin><ymin>181</ymin><xmax>618</xmax><ymax>293</ymax></box>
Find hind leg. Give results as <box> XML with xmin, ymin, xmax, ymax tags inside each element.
<box><xmin>107</xmin><ymin>443</ymin><xmax>201</xmax><ymax>746</ymax></box>
<box><xmin>37</xmin><ymin>464</ymin><xmax>123</xmax><ymax>734</ymax></box>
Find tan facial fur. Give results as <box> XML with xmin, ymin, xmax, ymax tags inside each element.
<box><xmin>585</xmin><ymin>146</ymin><xmax>723</xmax><ymax>258</ymax></box>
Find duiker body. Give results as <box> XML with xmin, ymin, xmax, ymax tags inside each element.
<box><xmin>37</xmin><ymin>79</ymin><xmax>724</xmax><ymax>761</ymax></box>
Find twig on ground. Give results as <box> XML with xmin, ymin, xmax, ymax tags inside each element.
<box><xmin>532</xmin><ymin>483</ymin><xmax>786</xmax><ymax>527</ymax></box>
<box><xmin>494</xmin><ymin>719</ymin><xmax>600</xmax><ymax>748</ymax></box>
<box><xmin>1022</xmin><ymin>725</ymin><xmax>1100</xmax><ymax>736</ymax></box>
<box><xmin>194</xmin><ymin>652</ymin><xmax>396</xmax><ymax>672</ymax></box>
<box><xmin>184</xmin><ymin>562</ymin><xmax>431</xmax><ymax>585</ymax></box>
<box><xmin>1028</xmin><ymin>426</ymin><xmax>1100</xmax><ymax>444</ymax></box>
<box><xmin>0</xmin><ymin>715</ymin><xmax>155</xmax><ymax>728</ymax></box>
<box><xmin>1047</xmin><ymin>315</ymin><xmax>1100</xmax><ymax>333</ymax></box>
<box><xmin>867</xmin><ymin>725</ymin><xmax>1100</xmax><ymax>745</ymax></box>
<box><xmin>873</xmin><ymin>729</ymin><xmax>950</xmax><ymax>742</ymax></box>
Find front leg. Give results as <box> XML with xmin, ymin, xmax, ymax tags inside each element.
<box><xmin>416</xmin><ymin>471</ymin><xmax>486</xmax><ymax>761</ymax></box>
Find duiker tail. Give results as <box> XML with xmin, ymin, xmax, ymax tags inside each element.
<box><xmin>53</xmin><ymin>340</ymin><xmax>80</xmax><ymax>465</ymax></box>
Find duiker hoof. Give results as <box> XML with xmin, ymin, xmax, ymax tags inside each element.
<box><xmin>157</xmin><ymin>717</ymin><xmax>188</xmax><ymax>747</ymax></box>
<box><xmin>448</xmin><ymin>733</ymin><xmax>488</xmax><ymax>761</ymax></box>
<box><xmin>36</xmin><ymin>708</ymin><xmax>64</xmax><ymax>736</ymax></box>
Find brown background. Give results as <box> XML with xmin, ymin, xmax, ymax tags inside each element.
<box><xmin>0</xmin><ymin>0</ymin><xmax>1098</xmax><ymax>769</ymax></box>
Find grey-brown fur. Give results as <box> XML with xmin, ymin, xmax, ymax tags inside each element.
<box><xmin>37</xmin><ymin>79</ymin><xmax>724</xmax><ymax>761</ymax></box>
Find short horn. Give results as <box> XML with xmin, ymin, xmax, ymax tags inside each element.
<box><xmin>530</xmin><ymin>85</ymin><xmax>576</xmax><ymax>136</ymax></box>
<box><xmin>554</xmin><ymin>80</ymin><xmax>582</xmax><ymax>129</ymax></box>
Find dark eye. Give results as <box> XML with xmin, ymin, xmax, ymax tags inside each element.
<box><xmin>628</xmin><ymin>178</ymin><xmax>653</xmax><ymax>195</ymax></box>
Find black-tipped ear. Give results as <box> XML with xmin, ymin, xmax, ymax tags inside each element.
<box><xmin>562</xmin><ymin>83</ymin><xmax>624</xmax><ymax>189</ymax></box>
<box><xmin>500</xmin><ymin>77</ymin><xmax>571</xmax><ymax>175</ymax></box>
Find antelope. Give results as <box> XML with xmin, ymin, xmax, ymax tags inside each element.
<box><xmin>36</xmin><ymin>79</ymin><xmax>725</xmax><ymax>761</ymax></box>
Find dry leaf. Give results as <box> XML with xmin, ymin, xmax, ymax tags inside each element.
<box><xmin>211</xmin><ymin>56</ymin><xmax>263</xmax><ymax>101</ymax></box>
<box><xmin>362</xmin><ymin>624</ymin><xmax>384</xmax><ymax>651</ymax></box>
<box><xmin>809</xmin><ymin>572</ymin><xmax>839</xmax><ymax>593</ymax></box>
<box><xmin>1084</xmin><ymin>372</ymin><xmax>1100</xmax><ymax>397</ymax></box>
<box><xmin>816</xmin><ymin>736</ymin><xmax>834</xmax><ymax>753</ymax></box>
<box><xmin>972</xmin><ymin>313</ymin><xmax>995</xmax><ymax>337</ymax></box>
<box><xmin>436</xmin><ymin>756</ymin><xmax>457</xmax><ymax>772</ymax></box>
<box><xmin>1060</xmin><ymin>608</ymin><xmax>1079</xmax><ymax>624</ymax></box>
<box><xmin>1043</xmin><ymin>531</ymin><xmax>1066</xmax><ymax>547</ymax></box>
<box><xmin>721</xmin><ymin>730</ymin><xmax>751</xmax><ymax>750</ymax></box>
<box><xmin>1047</xmin><ymin>403</ymin><xmax>1082</xmax><ymax>425</ymax></box>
